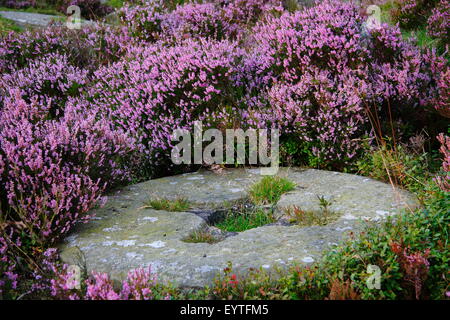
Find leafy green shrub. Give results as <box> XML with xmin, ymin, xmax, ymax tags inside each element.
<box><xmin>306</xmin><ymin>186</ymin><xmax>449</xmax><ymax>300</ymax></box>
<box><xmin>249</xmin><ymin>176</ymin><xmax>296</xmax><ymax>205</ymax></box>
<box><xmin>205</xmin><ymin>262</ymin><xmax>291</xmax><ymax>300</ymax></box>
<box><xmin>356</xmin><ymin>143</ymin><xmax>439</xmax><ymax>194</ymax></box>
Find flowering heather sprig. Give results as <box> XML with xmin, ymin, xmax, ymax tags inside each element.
<box><xmin>436</xmin><ymin>133</ymin><xmax>450</xmax><ymax>192</ymax></box>
<box><xmin>427</xmin><ymin>0</ymin><xmax>450</xmax><ymax>45</ymax></box>
<box><xmin>121</xmin><ymin>267</ymin><xmax>158</xmax><ymax>300</ymax></box>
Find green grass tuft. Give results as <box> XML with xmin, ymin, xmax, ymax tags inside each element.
<box><xmin>249</xmin><ymin>176</ymin><xmax>296</xmax><ymax>205</ymax></box>
<box><xmin>143</xmin><ymin>197</ymin><xmax>191</xmax><ymax>212</ymax></box>
<box><xmin>182</xmin><ymin>228</ymin><xmax>220</xmax><ymax>244</ymax></box>
<box><xmin>215</xmin><ymin>208</ymin><xmax>275</xmax><ymax>232</ymax></box>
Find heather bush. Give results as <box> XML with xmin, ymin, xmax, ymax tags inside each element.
<box><xmin>0</xmin><ymin>92</ymin><xmax>134</xmax><ymax>243</ymax></box>
<box><xmin>243</xmin><ymin>0</ymin><xmax>446</xmax><ymax>167</ymax></box>
<box><xmin>0</xmin><ymin>24</ymin><xmax>131</xmax><ymax>74</ymax></box>
<box><xmin>435</xmin><ymin>133</ymin><xmax>450</xmax><ymax>192</ymax></box>
<box><xmin>119</xmin><ymin>0</ymin><xmax>282</xmax><ymax>42</ymax></box>
<box><xmin>391</xmin><ymin>0</ymin><xmax>439</xmax><ymax>29</ymax></box>
<box><xmin>87</xmin><ymin>38</ymin><xmax>244</xmax><ymax>176</ymax></box>
<box><xmin>58</xmin><ymin>0</ymin><xmax>114</xmax><ymax>20</ymax></box>
<box><xmin>0</xmin><ymin>92</ymin><xmax>134</xmax><ymax>296</ymax></box>
<box><xmin>427</xmin><ymin>0</ymin><xmax>450</xmax><ymax>46</ymax></box>
<box><xmin>0</xmin><ymin>53</ymin><xmax>88</xmax><ymax>117</ymax></box>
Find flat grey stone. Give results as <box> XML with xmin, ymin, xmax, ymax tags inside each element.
<box><xmin>0</xmin><ymin>11</ymin><xmax>61</xmax><ymax>27</ymax></box>
<box><xmin>0</xmin><ymin>11</ymin><xmax>94</xmax><ymax>28</ymax></box>
<box><xmin>59</xmin><ymin>168</ymin><xmax>419</xmax><ymax>288</ymax></box>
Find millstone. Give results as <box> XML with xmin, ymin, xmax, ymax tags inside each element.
<box><xmin>59</xmin><ymin>168</ymin><xmax>419</xmax><ymax>288</ymax></box>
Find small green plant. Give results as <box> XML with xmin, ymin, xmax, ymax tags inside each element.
<box><xmin>183</xmin><ymin>227</ymin><xmax>220</xmax><ymax>244</ymax></box>
<box><xmin>285</xmin><ymin>195</ymin><xmax>338</xmax><ymax>226</ymax></box>
<box><xmin>215</xmin><ymin>208</ymin><xmax>275</xmax><ymax>232</ymax></box>
<box><xmin>284</xmin><ymin>201</ymin><xmax>340</xmax><ymax>227</ymax></box>
<box><xmin>317</xmin><ymin>195</ymin><xmax>333</xmax><ymax>211</ymax></box>
<box><xmin>249</xmin><ymin>176</ymin><xmax>296</xmax><ymax>205</ymax></box>
<box><xmin>357</xmin><ymin>143</ymin><xmax>438</xmax><ymax>195</ymax></box>
<box><xmin>203</xmin><ymin>262</ymin><xmax>291</xmax><ymax>300</ymax></box>
<box><xmin>142</xmin><ymin>197</ymin><xmax>191</xmax><ymax>212</ymax></box>
<box><xmin>0</xmin><ymin>16</ymin><xmax>22</xmax><ymax>35</ymax></box>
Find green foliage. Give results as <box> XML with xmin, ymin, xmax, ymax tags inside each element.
<box><xmin>390</xmin><ymin>0</ymin><xmax>439</xmax><ymax>30</ymax></box>
<box><xmin>215</xmin><ymin>208</ymin><xmax>275</xmax><ymax>232</ymax></box>
<box><xmin>106</xmin><ymin>0</ymin><xmax>124</xmax><ymax>9</ymax></box>
<box><xmin>357</xmin><ymin>143</ymin><xmax>439</xmax><ymax>195</ymax></box>
<box><xmin>0</xmin><ymin>16</ymin><xmax>22</xmax><ymax>35</ymax></box>
<box><xmin>312</xmin><ymin>187</ymin><xmax>448</xmax><ymax>299</ymax></box>
<box><xmin>142</xmin><ymin>197</ymin><xmax>191</xmax><ymax>212</ymax></box>
<box><xmin>249</xmin><ymin>176</ymin><xmax>296</xmax><ymax>205</ymax></box>
<box><xmin>284</xmin><ymin>196</ymin><xmax>340</xmax><ymax>227</ymax></box>
<box><xmin>201</xmin><ymin>185</ymin><xmax>449</xmax><ymax>300</ymax></box>
<box><xmin>202</xmin><ymin>262</ymin><xmax>291</xmax><ymax>300</ymax></box>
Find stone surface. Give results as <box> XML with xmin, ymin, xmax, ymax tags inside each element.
<box><xmin>0</xmin><ymin>11</ymin><xmax>61</xmax><ymax>27</ymax></box>
<box><xmin>59</xmin><ymin>168</ymin><xmax>419</xmax><ymax>288</ymax></box>
<box><xmin>0</xmin><ymin>11</ymin><xmax>94</xmax><ymax>28</ymax></box>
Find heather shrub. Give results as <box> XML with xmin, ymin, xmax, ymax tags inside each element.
<box><xmin>0</xmin><ymin>53</ymin><xmax>88</xmax><ymax>118</ymax></box>
<box><xmin>87</xmin><ymin>39</ymin><xmax>244</xmax><ymax>176</ymax></box>
<box><xmin>0</xmin><ymin>92</ymin><xmax>134</xmax><ymax>297</ymax></box>
<box><xmin>119</xmin><ymin>0</ymin><xmax>282</xmax><ymax>43</ymax></box>
<box><xmin>244</xmin><ymin>0</ymin><xmax>447</xmax><ymax>168</ymax></box>
<box><xmin>31</xmin><ymin>250</ymin><xmax>176</xmax><ymax>300</ymax></box>
<box><xmin>0</xmin><ymin>24</ymin><xmax>130</xmax><ymax>74</ymax></box>
<box><xmin>435</xmin><ymin>133</ymin><xmax>450</xmax><ymax>192</ymax></box>
<box><xmin>118</xmin><ymin>0</ymin><xmax>169</xmax><ymax>42</ymax></box>
<box><xmin>391</xmin><ymin>0</ymin><xmax>439</xmax><ymax>29</ymax></box>
<box><xmin>58</xmin><ymin>0</ymin><xmax>114</xmax><ymax>20</ymax></box>
<box><xmin>427</xmin><ymin>0</ymin><xmax>450</xmax><ymax>46</ymax></box>
<box><xmin>356</xmin><ymin>143</ymin><xmax>437</xmax><ymax>194</ymax></box>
